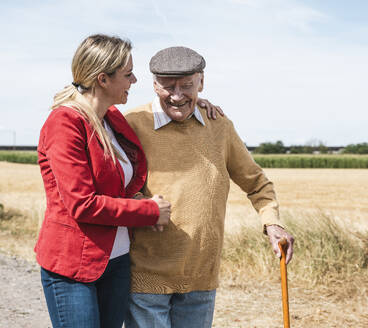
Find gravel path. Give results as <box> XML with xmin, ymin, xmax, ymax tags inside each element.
<box><xmin>0</xmin><ymin>252</ymin><xmax>51</xmax><ymax>328</ymax></box>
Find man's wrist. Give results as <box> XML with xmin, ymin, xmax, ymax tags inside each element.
<box><xmin>263</xmin><ymin>223</ymin><xmax>284</xmax><ymax>235</ymax></box>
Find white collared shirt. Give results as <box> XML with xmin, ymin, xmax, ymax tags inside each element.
<box><xmin>152</xmin><ymin>96</ymin><xmax>206</xmax><ymax>130</ymax></box>
<box><xmin>103</xmin><ymin>120</ymin><xmax>132</xmax><ymax>259</ymax></box>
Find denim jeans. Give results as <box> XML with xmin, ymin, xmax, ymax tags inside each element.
<box><xmin>125</xmin><ymin>290</ymin><xmax>216</xmax><ymax>328</ymax></box>
<box><xmin>41</xmin><ymin>253</ymin><xmax>130</xmax><ymax>328</ymax></box>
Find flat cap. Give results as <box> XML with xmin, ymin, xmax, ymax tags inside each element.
<box><xmin>149</xmin><ymin>46</ymin><xmax>206</xmax><ymax>77</ymax></box>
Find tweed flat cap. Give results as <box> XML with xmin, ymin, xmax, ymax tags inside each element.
<box><xmin>149</xmin><ymin>46</ymin><xmax>206</xmax><ymax>77</ymax></box>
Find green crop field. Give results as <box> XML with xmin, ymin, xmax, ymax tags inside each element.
<box><xmin>1</xmin><ymin>151</ymin><xmax>368</xmax><ymax>168</ymax></box>
<box><xmin>253</xmin><ymin>154</ymin><xmax>368</xmax><ymax>168</ymax></box>
<box><xmin>0</xmin><ymin>151</ymin><xmax>38</xmax><ymax>164</ymax></box>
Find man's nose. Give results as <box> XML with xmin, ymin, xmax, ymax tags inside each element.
<box><xmin>171</xmin><ymin>87</ymin><xmax>183</xmax><ymax>101</ymax></box>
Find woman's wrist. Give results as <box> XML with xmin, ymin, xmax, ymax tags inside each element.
<box><xmin>133</xmin><ymin>192</ymin><xmax>144</xmax><ymax>199</ymax></box>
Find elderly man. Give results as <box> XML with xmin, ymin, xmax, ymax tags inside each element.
<box><xmin>124</xmin><ymin>47</ymin><xmax>294</xmax><ymax>328</ymax></box>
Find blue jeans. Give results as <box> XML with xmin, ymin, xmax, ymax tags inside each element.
<box><xmin>125</xmin><ymin>290</ymin><xmax>216</xmax><ymax>328</ymax></box>
<box><xmin>41</xmin><ymin>253</ymin><xmax>130</xmax><ymax>328</ymax></box>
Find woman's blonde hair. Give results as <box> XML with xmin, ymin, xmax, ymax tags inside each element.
<box><xmin>52</xmin><ymin>34</ymin><xmax>132</xmax><ymax>163</ymax></box>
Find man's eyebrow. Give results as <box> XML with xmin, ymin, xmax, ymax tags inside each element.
<box><xmin>161</xmin><ymin>82</ymin><xmax>175</xmax><ymax>87</ymax></box>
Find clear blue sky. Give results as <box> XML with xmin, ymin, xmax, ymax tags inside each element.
<box><xmin>0</xmin><ymin>0</ymin><xmax>367</xmax><ymax>146</ymax></box>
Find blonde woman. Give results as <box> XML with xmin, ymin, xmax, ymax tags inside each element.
<box><xmin>35</xmin><ymin>34</ymin><xmax>172</xmax><ymax>328</ymax></box>
<box><xmin>36</xmin><ymin>34</ymin><xmax>221</xmax><ymax>328</ymax></box>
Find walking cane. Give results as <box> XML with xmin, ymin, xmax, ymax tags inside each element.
<box><xmin>278</xmin><ymin>238</ymin><xmax>290</xmax><ymax>328</ymax></box>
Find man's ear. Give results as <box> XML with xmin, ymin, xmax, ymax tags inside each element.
<box><xmin>153</xmin><ymin>80</ymin><xmax>160</xmax><ymax>94</ymax></box>
<box><xmin>97</xmin><ymin>72</ymin><xmax>108</xmax><ymax>88</ymax></box>
<box><xmin>198</xmin><ymin>73</ymin><xmax>204</xmax><ymax>92</ymax></box>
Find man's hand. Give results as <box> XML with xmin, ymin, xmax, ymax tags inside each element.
<box><xmin>197</xmin><ymin>98</ymin><xmax>224</xmax><ymax>119</ymax></box>
<box><xmin>133</xmin><ymin>192</ymin><xmax>145</xmax><ymax>200</ymax></box>
<box><xmin>151</xmin><ymin>224</ymin><xmax>164</xmax><ymax>232</ymax></box>
<box><xmin>134</xmin><ymin>194</ymin><xmax>169</xmax><ymax>232</ymax></box>
<box><xmin>151</xmin><ymin>195</ymin><xmax>171</xmax><ymax>232</ymax></box>
<box><xmin>266</xmin><ymin>225</ymin><xmax>294</xmax><ymax>264</ymax></box>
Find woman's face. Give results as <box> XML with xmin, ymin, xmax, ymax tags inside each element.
<box><xmin>107</xmin><ymin>55</ymin><xmax>137</xmax><ymax>105</ymax></box>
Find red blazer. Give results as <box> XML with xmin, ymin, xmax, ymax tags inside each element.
<box><xmin>35</xmin><ymin>106</ymin><xmax>159</xmax><ymax>282</ymax></box>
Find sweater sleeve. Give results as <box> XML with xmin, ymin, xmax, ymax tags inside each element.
<box><xmin>225</xmin><ymin>119</ymin><xmax>282</xmax><ymax>230</ymax></box>
<box><xmin>42</xmin><ymin>109</ymin><xmax>159</xmax><ymax>227</ymax></box>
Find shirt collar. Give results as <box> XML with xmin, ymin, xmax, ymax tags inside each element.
<box><xmin>152</xmin><ymin>96</ymin><xmax>206</xmax><ymax>130</ymax></box>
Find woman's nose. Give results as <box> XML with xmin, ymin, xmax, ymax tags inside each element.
<box><xmin>131</xmin><ymin>73</ymin><xmax>137</xmax><ymax>84</ymax></box>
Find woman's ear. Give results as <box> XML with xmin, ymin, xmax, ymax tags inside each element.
<box><xmin>96</xmin><ymin>72</ymin><xmax>108</xmax><ymax>88</ymax></box>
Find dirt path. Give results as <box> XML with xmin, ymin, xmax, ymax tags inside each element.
<box><xmin>1</xmin><ymin>252</ymin><xmax>367</xmax><ymax>328</ymax></box>
<box><xmin>0</xmin><ymin>252</ymin><xmax>51</xmax><ymax>328</ymax></box>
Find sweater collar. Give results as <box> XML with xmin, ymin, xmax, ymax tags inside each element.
<box><xmin>152</xmin><ymin>96</ymin><xmax>206</xmax><ymax>130</ymax></box>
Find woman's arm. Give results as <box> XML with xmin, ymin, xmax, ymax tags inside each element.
<box><xmin>42</xmin><ymin>109</ymin><xmax>159</xmax><ymax>227</ymax></box>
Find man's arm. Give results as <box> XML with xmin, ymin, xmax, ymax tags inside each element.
<box><xmin>225</xmin><ymin>119</ymin><xmax>294</xmax><ymax>263</ymax></box>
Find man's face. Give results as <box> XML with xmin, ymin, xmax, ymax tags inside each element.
<box><xmin>153</xmin><ymin>73</ymin><xmax>203</xmax><ymax>121</ymax></box>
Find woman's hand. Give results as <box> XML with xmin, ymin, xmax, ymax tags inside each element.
<box><xmin>197</xmin><ymin>98</ymin><xmax>224</xmax><ymax>119</ymax></box>
<box><xmin>151</xmin><ymin>195</ymin><xmax>171</xmax><ymax>232</ymax></box>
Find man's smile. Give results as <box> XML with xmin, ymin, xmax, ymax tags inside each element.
<box><xmin>167</xmin><ymin>100</ymin><xmax>190</xmax><ymax>108</ymax></box>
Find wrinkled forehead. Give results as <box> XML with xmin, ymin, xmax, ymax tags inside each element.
<box><xmin>154</xmin><ymin>73</ymin><xmax>200</xmax><ymax>85</ymax></box>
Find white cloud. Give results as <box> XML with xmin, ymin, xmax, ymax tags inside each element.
<box><xmin>0</xmin><ymin>0</ymin><xmax>367</xmax><ymax>146</ymax></box>
<box><xmin>229</xmin><ymin>0</ymin><xmax>329</xmax><ymax>33</ymax></box>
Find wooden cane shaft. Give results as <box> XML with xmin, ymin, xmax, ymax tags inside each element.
<box><xmin>279</xmin><ymin>238</ymin><xmax>290</xmax><ymax>328</ymax></box>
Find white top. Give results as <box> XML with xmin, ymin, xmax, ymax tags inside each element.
<box><xmin>104</xmin><ymin>120</ymin><xmax>133</xmax><ymax>259</ymax></box>
<box><xmin>152</xmin><ymin>96</ymin><xmax>206</xmax><ymax>130</ymax></box>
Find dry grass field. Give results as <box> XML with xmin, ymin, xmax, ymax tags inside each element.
<box><xmin>0</xmin><ymin>161</ymin><xmax>368</xmax><ymax>327</ymax></box>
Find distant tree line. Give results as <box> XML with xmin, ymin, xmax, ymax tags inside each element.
<box><xmin>1</xmin><ymin>142</ymin><xmax>368</xmax><ymax>154</ymax></box>
<box><xmin>251</xmin><ymin>141</ymin><xmax>368</xmax><ymax>154</ymax></box>
<box><xmin>342</xmin><ymin>143</ymin><xmax>368</xmax><ymax>154</ymax></box>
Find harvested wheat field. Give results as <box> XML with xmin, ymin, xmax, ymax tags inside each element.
<box><xmin>0</xmin><ymin>161</ymin><xmax>367</xmax><ymax>327</ymax></box>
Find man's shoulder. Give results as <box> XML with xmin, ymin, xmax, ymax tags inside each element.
<box><xmin>124</xmin><ymin>102</ymin><xmax>152</xmax><ymax>115</ymax></box>
<box><xmin>123</xmin><ymin>103</ymin><xmax>153</xmax><ymax>125</ymax></box>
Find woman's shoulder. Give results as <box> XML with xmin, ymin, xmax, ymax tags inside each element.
<box><xmin>48</xmin><ymin>106</ymin><xmax>85</xmax><ymax>121</ymax></box>
<box><xmin>40</xmin><ymin>106</ymin><xmax>89</xmax><ymax>139</ymax></box>
<box><xmin>43</xmin><ymin>106</ymin><xmax>87</xmax><ymax>128</ymax></box>
<box><xmin>38</xmin><ymin>107</ymin><xmax>89</xmax><ymax>151</ymax></box>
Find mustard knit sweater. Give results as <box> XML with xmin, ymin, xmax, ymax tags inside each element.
<box><xmin>124</xmin><ymin>103</ymin><xmax>281</xmax><ymax>294</ymax></box>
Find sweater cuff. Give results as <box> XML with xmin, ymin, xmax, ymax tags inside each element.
<box><xmin>259</xmin><ymin>205</ymin><xmax>283</xmax><ymax>235</ymax></box>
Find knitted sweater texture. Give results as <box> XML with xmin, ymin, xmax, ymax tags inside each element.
<box><xmin>124</xmin><ymin>103</ymin><xmax>281</xmax><ymax>293</ymax></box>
